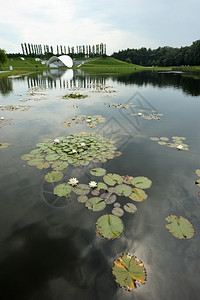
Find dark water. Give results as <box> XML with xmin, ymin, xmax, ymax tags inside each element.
<box><xmin>0</xmin><ymin>69</ymin><xmax>200</xmax><ymax>300</ymax></box>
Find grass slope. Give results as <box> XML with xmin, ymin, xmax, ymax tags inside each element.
<box><xmin>81</xmin><ymin>57</ymin><xmax>141</xmax><ymax>68</ymax></box>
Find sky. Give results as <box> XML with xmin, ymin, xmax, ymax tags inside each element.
<box><xmin>1</xmin><ymin>0</ymin><xmax>200</xmax><ymax>55</ymax></box>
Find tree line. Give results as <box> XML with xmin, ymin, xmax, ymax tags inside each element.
<box><xmin>111</xmin><ymin>40</ymin><xmax>200</xmax><ymax>66</ymax></box>
<box><xmin>15</xmin><ymin>43</ymin><xmax>107</xmax><ymax>59</ymax></box>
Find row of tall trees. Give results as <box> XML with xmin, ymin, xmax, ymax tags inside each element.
<box><xmin>20</xmin><ymin>43</ymin><xmax>106</xmax><ymax>59</ymax></box>
<box><xmin>111</xmin><ymin>40</ymin><xmax>200</xmax><ymax>66</ymax></box>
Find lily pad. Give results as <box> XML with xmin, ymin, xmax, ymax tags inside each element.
<box><xmin>21</xmin><ymin>153</ymin><xmax>36</xmax><ymax>160</ymax></box>
<box><xmin>28</xmin><ymin>158</ymin><xmax>44</xmax><ymax>166</ymax></box>
<box><xmin>97</xmin><ymin>182</ymin><xmax>108</xmax><ymax>191</ymax></box>
<box><xmin>129</xmin><ymin>188</ymin><xmax>147</xmax><ymax>202</ymax></box>
<box><xmin>112</xmin><ymin>253</ymin><xmax>146</xmax><ymax>290</ymax></box>
<box><xmin>85</xmin><ymin>197</ymin><xmax>106</xmax><ymax>211</ymax></box>
<box><xmin>158</xmin><ymin>141</ymin><xmax>166</xmax><ymax>145</ymax></box>
<box><xmin>165</xmin><ymin>215</ymin><xmax>194</xmax><ymax>239</ymax></box>
<box><xmin>45</xmin><ymin>154</ymin><xmax>60</xmax><ymax>162</ymax></box>
<box><xmin>100</xmin><ymin>192</ymin><xmax>117</xmax><ymax>204</ymax></box>
<box><xmin>45</xmin><ymin>171</ymin><xmax>64</xmax><ymax>183</ymax></box>
<box><xmin>77</xmin><ymin>195</ymin><xmax>88</xmax><ymax>203</ymax></box>
<box><xmin>0</xmin><ymin>142</ymin><xmax>11</xmax><ymax>149</ymax></box>
<box><xmin>131</xmin><ymin>177</ymin><xmax>152</xmax><ymax>189</ymax></box>
<box><xmin>114</xmin><ymin>184</ymin><xmax>132</xmax><ymax>197</ymax></box>
<box><xmin>112</xmin><ymin>207</ymin><xmax>124</xmax><ymax>217</ymax></box>
<box><xmin>96</xmin><ymin>214</ymin><xmax>124</xmax><ymax>239</ymax></box>
<box><xmin>122</xmin><ymin>175</ymin><xmax>133</xmax><ymax>185</ymax></box>
<box><xmin>54</xmin><ymin>183</ymin><xmax>72</xmax><ymax>197</ymax></box>
<box><xmin>73</xmin><ymin>184</ymin><xmax>91</xmax><ymax>195</ymax></box>
<box><xmin>195</xmin><ymin>169</ymin><xmax>200</xmax><ymax>177</ymax></box>
<box><xmin>103</xmin><ymin>173</ymin><xmax>123</xmax><ymax>186</ymax></box>
<box><xmin>124</xmin><ymin>203</ymin><xmax>137</xmax><ymax>214</ymax></box>
<box><xmin>51</xmin><ymin>161</ymin><xmax>68</xmax><ymax>171</ymax></box>
<box><xmin>36</xmin><ymin>162</ymin><xmax>50</xmax><ymax>170</ymax></box>
<box><xmin>90</xmin><ymin>167</ymin><xmax>106</xmax><ymax>176</ymax></box>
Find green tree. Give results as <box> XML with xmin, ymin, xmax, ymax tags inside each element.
<box><xmin>0</xmin><ymin>48</ymin><xmax>7</xmax><ymax>69</ymax></box>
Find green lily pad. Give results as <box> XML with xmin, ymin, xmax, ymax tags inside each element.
<box><xmin>131</xmin><ymin>177</ymin><xmax>152</xmax><ymax>189</ymax></box>
<box><xmin>97</xmin><ymin>182</ymin><xmax>108</xmax><ymax>191</ymax></box>
<box><xmin>45</xmin><ymin>171</ymin><xmax>64</xmax><ymax>183</ymax></box>
<box><xmin>54</xmin><ymin>183</ymin><xmax>72</xmax><ymax>197</ymax></box>
<box><xmin>77</xmin><ymin>195</ymin><xmax>88</xmax><ymax>203</ymax></box>
<box><xmin>51</xmin><ymin>161</ymin><xmax>68</xmax><ymax>171</ymax></box>
<box><xmin>103</xmin><ymin>173</ymin><xmax>123</xmax><ymax>186</ymax></box>
<box><xmin>45</xmin><ymin>154</ymin><xmax>60</xmax><ymax>161</ymax></box>
<box><xmin>160</xmin><ymin>137</ymin><xmax>169</xmax><ymax>141</ymax></box>
<box><xmin>36</xmin><ymin>162</ymin><xmax>50</xmax><ymax>169</ymax></box>
<box><xmin>85</xmin><ymin>197</ymin><xmax>106</xmax><ymax>211</ymax></box>
<box><xmin>21</xmin><ymin>153</ymin><xmax>36</xmax><ymax>160</ymax></box>
<box><xmin>158</xmin><ymin>141</ymin><xmax>166</xmax><ymax>145</ymax></box>
<box><xmin>195</xmin><ymin>169</ymin><xmax>200</xmax><ymax>177</ymax></box>
<box><xmin>165</xmin><ymin>215</ymin><xmax>194</xmax><ymax>239</ymax></box>
<box><xmin>124</xmin><ymin>203</ymin><xmax>137</xmax><ymax>213</ymax></box>
<box><xmin>28</xmin><ymin>159</ymin><xmax>44</xmax><ymax>166</ymax></box>
<box><xmin>73</xmin><ymin>184</ymin><xmax>91</xmax><ymax>195</ymax></box>
<box><xmin>129</xmin><ymin>188</ymin><xmax>147</xmax><ymax>202</ymax></box>
<box><xmin>112</xmin><ymin>253</ymin><xmax>146</xmax><ymax>290</ymax></box>
<box><xmin>114</xmin><ymin>184</ymin><xmax>132</xmax><ymax>197</ymax></box>
<box><xmin>90</xmin><ymin>168</ymin><xmax>106</xmax><ymax>176</ymax></box>
<box><xmin>96</xmin><ymin>214</ymin><xmax>124</xmax><ymax>240</ymax></box>
<box><xmin>112</xmin><ymin>207</ymin><xmax>124</xmax><ymax>217</ymax></box>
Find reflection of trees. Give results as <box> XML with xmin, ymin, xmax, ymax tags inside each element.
<box><xmin>113</xmin><ymin>71</ymin><xmax>200</xmax><ymax>96</ymax></box>
<box><xmin>0</xmin><ymin>77</ymin><xmax>13</xmax><ymax>95</ymax></box>
<box><xmin>0</xmin><ymin>222</ymin><xmax>117</xmax><ymax>300</ymax></box>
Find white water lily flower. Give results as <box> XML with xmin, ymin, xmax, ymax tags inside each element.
<box><xmin>89</xmin><ymin>181</ymin><xmax>97</xmax><ymax>188</ymax></box>
<box><xmin>53</xmin><ymin>138</ymin><xmax>60</xmax><ymax>144</ymax></box>
<box><xmin>0</xmin><ymin>117</ymin><xmax>5</xmax><ymax>120</ymax></box>
<box><xmin>68</xmin><ymin>178</ymin><xmax>79</xmax><ymax>186</ymax></box>
<box><xmin>176</xmin><ymin>145</ymin><xmax>183</xmax><ymax>150</ymax></box>
<box><xmin>81</xmin><ymin>142</ymin><xmax>86</xmax><ymax>147</ymax></box>
<box><xmin>87</xmin><ymin>119</ymin><xmax>92</xmax><ymax>122</ymax></box>
<box><xmin>137</xmin><ymin>112</ymin><xmax>142</xmax><ymax>116</ymax></box>
<box><xmin>72</xmin><ymin>149</ymin><xmax>77</xmax><ymax>153</ymax></box>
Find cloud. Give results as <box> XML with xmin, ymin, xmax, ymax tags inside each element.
<box><xmin>1</xmin><ymin>0</ymin><xmax>200</xmax><ymax>54</ymax></box>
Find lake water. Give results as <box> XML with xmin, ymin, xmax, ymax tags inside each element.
<box><xmin>0</xmin><ymin>69</ymin><xmax>200</xmax><ymax>300</ymax></box>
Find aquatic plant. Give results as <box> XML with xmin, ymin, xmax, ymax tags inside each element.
<box><xmin>150</xmin><ymin>136</ymin><xmax>189</xmax><ymax>151</ymax></box>
<box><xmin>112</xmin><ymin>253</ymin><xmax>147</xmax><ymax>290</ymax></box>
<box><xmin>21</xmin><ymin>132</ymin><xmax>120</xmax><ymax>182</ymax></box>
<box><xmin>62</xmin><ymin>115</ymin><xmax>105</xmax><ymax>128</ymax></box>
<box><xmin>0</xmin><ymin>142</ymin><xmax>11</xmax><ymax>149</ymax></box>
<box><xmin>63</xmin><ymin>93</ymin><xmax>88</xmax><ymax>99</ymax></box>
<box><xmin>165</xmin><ymin>215</ymin><xmax>194</xmax><ymax>239</ymax></box>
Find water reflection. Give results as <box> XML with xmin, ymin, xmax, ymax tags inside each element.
<box><xmin>113</xmin><ymin>71</ymin><xmax>200</xmax><ymax>96</ymax></box>
<box><xmin>0</xmin><ymin>77</ymin><xmax>13</xmax><ymax>95</ymax></box>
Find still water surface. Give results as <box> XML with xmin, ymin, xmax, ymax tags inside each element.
<box><xmin>0</xmin><ymin>69</ymin><xmax>200</xmax><ymax>300</ymax></box>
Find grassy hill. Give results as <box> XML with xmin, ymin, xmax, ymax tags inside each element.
<box><xmin>81</xmin><ymin>57</ymin><xmax>142</xmax><ymax>69</ymax></box>
<box><xmin>2</xmin><ymin>57</ymin><xmax>46</xmax><ymax>70</ymax></box>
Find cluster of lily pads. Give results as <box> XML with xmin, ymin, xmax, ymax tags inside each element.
<box><xmin>0</xmin><ymin>142</ymin><xmax>11</xmax><ymax>149</ymax></box>
<box><xmin>62</xmin><ymin>115</ymin><xmax>105</xmax><ymax>128</ymax></box>
<box><xmin>53</xmin><ymin>168</ymin><xmax>152</xmax><ymax>240</ymax></box>
<box><xmin>105</xmin><ymin>102</ymin><xmax>136</xmax><ymax>109</ymax></box>
<box><xmin>63</xmin><ymin>93</ymin><xmax>88</xmax><ymax>99</ymax></box>
<box><xmin>150</xmin><ymin>136</ymin><xmax>189</xmax><ymax>150</ymax></box>
<box><xmin>131</xmin><ymin>110</ymin><xmax>163</xmax><ymax>120</ymax></box>
<box><xmin>0</xmin><ymin>104</ymin><xmax>32</xmax><ymax>111</ymax></box>
<box><xmin>21</xmin><ymin>133</ymin><xmax>121</xmax><ymax>173</ymax></box>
